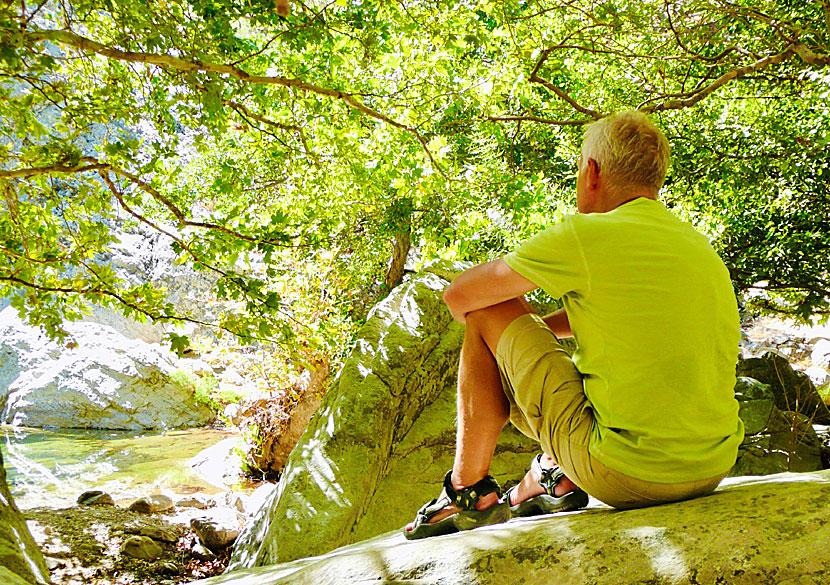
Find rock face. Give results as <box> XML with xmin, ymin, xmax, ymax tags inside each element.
<box><xmin>229</xmin><ymin>263</ymin><xmax>538</xmax><ymax>569</ymax></box>
<box><xmin>0</xmin><ymin>450</ymin><xmax>51</xmax><ymax>585</ymax></box>
<box><xmin>737</xmin><ymin>352</ymin><xmax>830</xmax><ymax>424</ymax></box>
<box><xmin>0</xmin><ymin>307</ymin><xmax>214</xmax><ymax>429</ymax></box>
<box><xmin>732</xmin><ymin>377</ymin><xmax>823</xmax><ymax>475</ymax></box>
<box><xmin>86</xmin><ymin>224</ymin><xmax>220</xmax><ymax>342</ymax></box>
<box><xmin>196</xmin><ymin>470</ymin><xmax>830</xmax><ymax>585</ymax></box>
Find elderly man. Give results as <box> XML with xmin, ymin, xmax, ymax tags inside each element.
<box><xmin>405</xmin><ymin>111</ymin><xmax>744</xmax><ymax>539</ymax></box>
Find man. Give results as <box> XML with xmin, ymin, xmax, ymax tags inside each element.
<box><xmin>405</xmin><ymin>111</ymin><xmax>744</xmax><ymax>539</ymax></box>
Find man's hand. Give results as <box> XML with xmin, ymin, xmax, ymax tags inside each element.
<box><xmin>443</xmin><ymin>259</ymin><xmax>538</xmax><ymax>323</ymax></box>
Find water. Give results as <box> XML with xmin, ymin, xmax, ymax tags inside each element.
<box><xmin>1</xmin><ymin>426</ymin><xmax>238</xmax><ymax>509</ymax></box>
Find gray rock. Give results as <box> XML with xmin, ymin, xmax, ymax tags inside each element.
<box><xmin>151</xmin><ymin>561</ymin><xmax>179</xmax><ymax>576</ymax></box>
<box><xmin>77</xmin><ymin>490</ymin><xmax>114</xmax><ymax>507</ymax></box>
<box><xmin>216</xmin><ymin>491</ymin><xmax>245</xmax><ymax>514</ymax></box>
<box><xmin>190</xmin><ymin>540</ymin><xmax>217</xmax><ymax>561</ymax></box>
<box><xmin>177</xmin><ymin>493</ymin><xmax>215</xmax><ymax>510</ymax></box>
<box><xmin>229</xmin><ymin>262</ymin><xmax>538</xmax><ymax>569</ymax></box>
<box><xmin>128</xmin><ymin>494</ymin><xmax>175</xmax><ymax>514</ymax></box>
<box><xmin>126</xmin><ymin>522</ymin><xmax>183</xmax><ymax>544</ymax></box>
<box><xmin>199</xmin><ymin>470</ymin><xmax>830</xmax><ymax>585</ymax></box>
<box><xmin>736</xmin><ymin>352</ymin><xmax>830</xmax><ymax>424</ymax></box>
<box><xmin>191</xmin><ymin>512</ymin><xmax>242</xmax><ymax>553</ymax></box>
<box><xmin>0</xmin><ymin>307</ymin><xmax>214</xmax><ymax>429</ymax></box>
<box><xmin>733</xmin><ymin>376</ymin><xmax>823</xmax><ymax>476</ymax></box>
<box><xmin>121</xmin><ymin>535</ymin><xmax>163</xmax><ymax>560</ymax></box>
<box><xmin>0</xmin><ymin>450</ymin><xmax>51</xmax><ymax>584</ymax></box>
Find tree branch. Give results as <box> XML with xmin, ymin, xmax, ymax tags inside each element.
<box><xmin>484</xmin><ymin>115</ymin><xmax>590</xmax><ymax>126</ymax></box>
<box><xmin>26</xmin><ymin>27</ymin><xmax>446</xmax><ymax>178</ymax></box>
<box><xmin>644</xmin><ymin>45</ymin><xmax>798</xmax><ymax>113</ymax></box>
<box><xmin>529</xmin><ymin>48</ymin><xmax>602</xmax><ymax>120</ymax></box>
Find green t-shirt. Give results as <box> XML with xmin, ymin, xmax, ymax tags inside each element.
<box><xmin>504</xmin><ymin>197</ymin><xmax>744</xmax><ymax>483</ymax></box>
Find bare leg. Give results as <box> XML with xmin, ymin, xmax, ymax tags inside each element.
<box><xmin>508</xmin><ymin>453</ymin><xmax>578</xmax><ymax>505</ymax></box>
<box><xmin>407</xmin><ymin>299</ymin><xmax>578</xmax><ymax>531</ymax></box>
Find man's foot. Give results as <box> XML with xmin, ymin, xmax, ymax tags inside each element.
<box><xmin>505</xmin><ymin>454</ymin><xmax>589</xmax><ymax>516</ymax></box>
<box><xmin>403</xmin><ymin>471</ymin><xmax>510</xmax><ymax>540</ymax></box>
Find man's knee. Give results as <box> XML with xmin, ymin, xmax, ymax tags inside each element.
<box><xmin>465</xmin><ymin>299</ymin><xmax>534</xmax><ymax>351</ymax></box>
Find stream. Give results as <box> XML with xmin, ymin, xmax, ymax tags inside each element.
<box><xmin>1</xmin><ymin>425</ymin><xmax>238</xmax><ymax>509</ymax></box>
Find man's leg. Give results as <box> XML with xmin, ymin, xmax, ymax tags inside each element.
<box><xmin>408</xmin><ymin>298</ymin><xmax>576</xmax><ymax>531</ymax></box>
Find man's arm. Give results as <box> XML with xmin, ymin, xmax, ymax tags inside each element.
<box><xmin>443</xmin><ymin>258</ymin><xmax>537</xmax><ymax>323</ymax></box>
<box><xmin>541</xmin><ymin>308</ymin><xmax>573</xmax><ymax>338</ymax></box>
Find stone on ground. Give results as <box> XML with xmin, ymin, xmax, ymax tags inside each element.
<box><xmin>121</xmin><ymin>535</ymin><xmax>164</xmax><ymax>560</ymax></box>
<box><xmin>128</xmin><ymin>494</ymin><xmax>175</xmax><ymax>514</ymax></box>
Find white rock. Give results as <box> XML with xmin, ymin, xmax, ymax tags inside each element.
<box><xmin>805</xmin><ymin>365</ymin><xmax>829</xmax><ymax>388</ymax></box>
<box><xmin>0</xmin><ymin>307</ymin><xmax>214</xmax><ymax>429</ymax></box>
<box><xmin>811</xmin><ymin>339</ymin><xmax>830</xmax><ymax>368</ymax></box>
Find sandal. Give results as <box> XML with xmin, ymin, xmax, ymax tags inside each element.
<box><xmin>505</xmin><ymin>454</ymin><xmax>589</xmax><ymax>517</ymax></box>
<box><xmin>404</xmin><ymin>470</ymin><xmax>510</xmax><ymax>540</ymax></box>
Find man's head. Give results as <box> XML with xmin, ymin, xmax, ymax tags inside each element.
<box><xmin>577</xmin><ymin>111</ymin><xmax>670</xmax><ymax>213</ymax></box>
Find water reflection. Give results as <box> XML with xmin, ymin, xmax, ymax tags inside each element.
<box><xmin>1</xmin><ymin>426</ymin><xmax>236</xmax><ymax>509</ymax></box>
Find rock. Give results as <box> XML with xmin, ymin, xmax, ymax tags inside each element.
<box><xmin>805</xmin><ymin>365</ymin><xmax>829</xmax><ymax>388</ymax></box>
<box><xmin>177</xmin><ymin>493</ymin><xmax>215</xmax><ymax>510</ymax></box>
<box><xmin>129</xmin><ymin>494</ymin><xmax>175</xmax><ymax>514</ymax></box>
<box><xmin>812</xmin><ymin>338</ymin><xmax>830</xmax><ymax>368</ymax></box>
<box><xmin>733</xmin><ymin>377</ymin><xmax>823</xmax><ymax>476</ymax></box>
<box><xmin>190</xmin><ymin>437</ymin><xmax>244</xmax><ymax>489</ymax></box>
<box><xmin>151</xmin><ymin>560</ymin><xmax>179</xmax><ymax>576</ymax></box>
<box><xmin>0</xmin><ymin>566</ymin><xmax>36</xmax><ymax>585</ymax></box>
<box><xmin>244</xmin><ymin>482</ymin><xmax>278</xmax><ymax>517</ymax></box>
<box><xmin>0</xmin><ymin>450</ymin><xmax>51</xmax><ymax>584</ymax></box>
<box><xmin>736</xmin><ymin>352</ymin><xmax>830</xmax><ymax>424</ymax></box>
<box><xmin>121</xmin><ymin>535</ymin><xmax>164</xmax><ymax>560</ymax></box>
<box><xmin>191</xmin><ymin>512</ymin><xmax>242</xmax><ymax>553</ymax></box>
<box><xmin>0</xmin><ymin>307</ymin><xmax>215</xmax><ymax>430</ymax></box>
<box><xmin>190</xmin><ymin>540</ymin><xmax>217</xmax><ymax>561</ymax></box>
<box><xmin>85</xmin><ymin>224</ymin><xmax>220</xmax><ymax>341</ymax></box>
<box><xmin>229</xmin><ymin>262</ymin><xmax>538</xmax><ymax>569</ymax></box>
<box><xmin>216</xmin><ymin>491</ymin><xmax>245</xmax><ymax>514</ymax></box>
<box><xmin>201</xmin><ymin>470</ymin><xmax>830</xmax><ymax>585</ymax></box>
<box><xmin>77</xmin><ymin>490</ymin><xmax>114</xmax><ymax>507</ymax></box>
<box><xmin>126</xmin><ymin>522</ymin><xmax>183</xmax><ymax>544</ymax></box>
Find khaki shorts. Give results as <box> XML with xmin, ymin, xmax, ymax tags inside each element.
<box><xmin>495</xmin><ymin>313</ymin><xmax>725</xmax><ymax>509</ymax></box>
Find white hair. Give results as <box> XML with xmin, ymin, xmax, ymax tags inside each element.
<box><xmin>581</xmin><ymin>111</ymin><xmax>670</xmax><ymax>192</ymax></box>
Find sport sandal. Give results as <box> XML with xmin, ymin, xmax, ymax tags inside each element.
<box><xmin>505</xmin><ymin>454</ymin><xmax>589</xmax><ymax>517</ymax></box>
<box><xmin>404</xmin><ymin>470</ymin><xmax>510</xmax><ymax>540</ymax></box>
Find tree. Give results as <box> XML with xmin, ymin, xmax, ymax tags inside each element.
<box><xmin>1</xmin><ymin>0</ymin><xmax>828</xmax><ymax>364</ymax></box>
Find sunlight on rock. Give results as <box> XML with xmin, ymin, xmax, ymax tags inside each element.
<box><xmin>625</xmin><ymin>525</ymin><xmax>688</xmax><ymax>584</ymax></box>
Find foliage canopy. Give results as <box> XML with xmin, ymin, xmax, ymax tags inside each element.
<box><xmin>1</xmin><ymin>0</ymin><xmax>829</xmax><ymax>359</ymax></box>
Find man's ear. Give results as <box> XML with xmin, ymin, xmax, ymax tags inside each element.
<box><xmin>586</xmin><ymin>158</ymin><xmax>601</xmax><ymax>190</ymax></box>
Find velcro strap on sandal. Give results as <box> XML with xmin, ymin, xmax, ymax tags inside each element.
<box><xmin>442</xmin><ymin>471</ymin><xmax>502</xmax><ymax>511</ymax></box>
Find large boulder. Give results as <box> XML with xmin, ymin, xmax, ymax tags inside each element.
<box><xmin>228</xmin><ymin>263</ymin><xmax>538</xmax><ymax>569</ymax></box>
<box><xmin>196</xmin><ymin>469</ymin><xmax>830</xmax><ymax>585</ymax></box>
<box><xmin>737</xmin><ymin>352</ymin><xmax>830</xmax><ymax>424</ymax></box>
<box><xmin>732</xmin><ymin>377</ymin><xmax>823</xmax><ymax>475</ymax></box>
<box><xmin>0</xmin><ymin>307</ymin><xmax>214</xmax><ymax>429</ymax></box>
<box><xmin>0</xmin><ymin>449</ymin><xmax>51</xmax><ymax>584</ymax></box>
